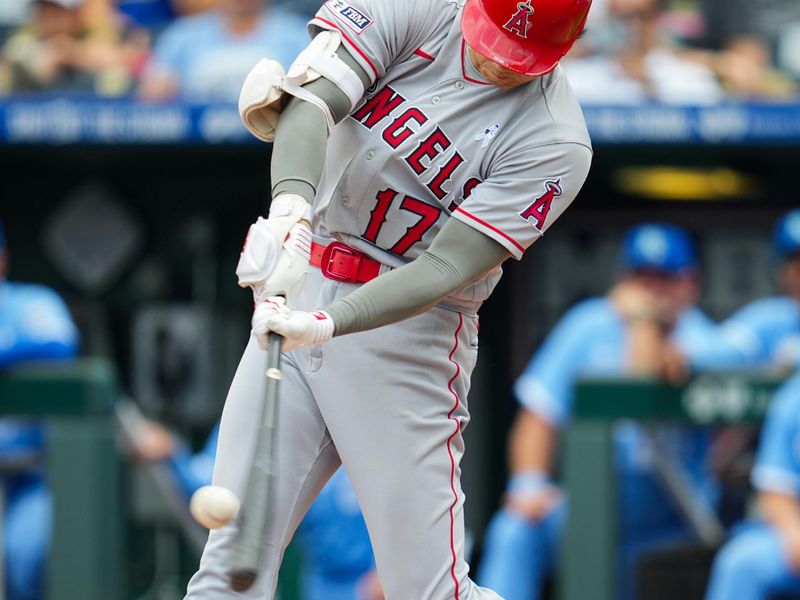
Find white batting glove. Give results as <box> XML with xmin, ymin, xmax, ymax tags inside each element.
<box><xmin>236</xmin><ymin>193</ymin><xmax>311</xmax><ymax>292</ymax></box>
<box><xmin>265</xmin><ymin>309</ymin><xmax>335</xmax><ymax>352</ymax></box>
<box><xmin>257</xmin><ymin>221</ymin><xmax>312</xmax><ymax>304</ymax></box>
<box><xmin>251</xmin><ymin>296</ymin><xmax>291</xmax><ymax>351</ymax></box>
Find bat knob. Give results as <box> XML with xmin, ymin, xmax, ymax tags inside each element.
<box><xmin>229</xmin><ymin>570</ymin><xmax>257</xmax><ymax>592</ymax></box>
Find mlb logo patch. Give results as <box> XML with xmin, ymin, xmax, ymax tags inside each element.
<box><xmin>325</xmin><ymin>0</ymin><xmax>374</xmax><ymax>34</ymax></box>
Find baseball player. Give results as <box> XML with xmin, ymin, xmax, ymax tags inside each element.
<box><xmin>477</xmin><ymin>224</ymin><xmax>721</xmax><ymax>600</ymax></box>
<box><xmin>185</xmin><ymin>0</ymin><xmax>593</xmax><ymax>598</ymax></box>
<box><xmin>692</xmin><ymin>209</ymin><xmax>800</xmax><ymax>372</ymax></box>
<box><xmin>704</xmin><ymin>371</ymin><xmax>800</xmax><ymax>600</ymax></box>
<box><xmin>0</xmin><ymin>220</ymin><xmax>80</xmax><ymax>600</ymax></box>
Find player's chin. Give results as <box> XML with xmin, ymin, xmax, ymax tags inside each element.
<box><xmin>485</xmin><ymin>72</ymin><xmax>533</xmax><ymax>89</ymax></box>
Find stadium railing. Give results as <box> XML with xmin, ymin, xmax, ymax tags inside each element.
<box><xmin>561</xmin><ymin>373</ymin><xmax>786</xmax><ymax>600</ymax></box>
<box><xmin>0</xmin><ymin>358</ymin><xmax>123</xmax><ymax>600</ymax></box>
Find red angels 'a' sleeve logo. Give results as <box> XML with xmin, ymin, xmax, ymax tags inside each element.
<box><xmin>519</xmin><ymin>180</ymin><xmax>562</xmax><ymax>230</ymax></box>
<box><xmin>503</xmin><ymin>0</ymin><xmax>535</xmax><ymax>38</ymax></box>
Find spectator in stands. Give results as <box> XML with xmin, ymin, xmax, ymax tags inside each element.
<box><xmin>273</xmin><ymin>0</ymin><xmax>320</xmax><ymax>19</ymax></box>
<box><xmin>136</xmin><ymin>0</ymin><xmax>308</xmax><ymax>103</ymax></box>
<box><xmin>113</xmin><ymin>0</ymin><xmax>217</xmax><ymax>32</ymax></box>
<box><xmin>694</xmin><ymin>209</ymin><xmax>800</xmax><ymax>373</ymax></box>
<box><xmin>477</xmin><ymin>223</ymin><xmax>722</xmax><ymax>600</ymax></box>
<box><xmin>0</xmin><ymin>0</ymin><xmax>146</xmax><ymax>96</ymax></box>
<box><xmin>561</xmin><ymin>0</ymin><xmax>724</xmax><ymax>104</ymax></box>
<box><xmin>673</xmin><ymin>0</ymin><xmax>798</xmax><ymax>98</ymax></box>
<box><xmin>704</xmin><ymin>370</ymin><xmax>800</xmax><ymax>600</ymax></box>
<box><xmin>0</xmin><ymin>219</ymin><xmax>80</xmax><ymax>600</ymax></box>
<box><xmin>294</xmin><ymin>468</ymin><xmax>383</xmax><ymax>600</ymax></box>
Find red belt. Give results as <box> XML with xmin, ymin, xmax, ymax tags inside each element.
<box><xmin>310</xmin><ymin>241</ymin><xmax>383</xmax><ymax>284</ymax></box>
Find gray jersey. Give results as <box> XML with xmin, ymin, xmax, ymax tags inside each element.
<box><xmin>310</xmin><ymin>0</ymin><xmax>592</xmax><ymax>312</ymax></box>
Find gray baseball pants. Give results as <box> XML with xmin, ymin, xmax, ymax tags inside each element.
<box><xmin>184</xmin><ymin>269</ymin><xmax>503</xmax><ymax>600</ymax></box>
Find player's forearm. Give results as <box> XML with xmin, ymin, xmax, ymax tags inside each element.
<box><xmin>324</xmin><ymin>219</ymin><xmax>511</xmax><ymax>336</ymax></box>
<box><xmin>508</xmin><ymin>408</ymin><xmax>556</xmax><ymax>476</ymax></box>
<box><xmin>271</xmin><ymin>47</ymin><xmax>370</xmax><ymax>205</ymax></box>
<box><xmin>760</xmin><ymin>490</ymin><xmax>800</xmax><ymax>532</ymax></box>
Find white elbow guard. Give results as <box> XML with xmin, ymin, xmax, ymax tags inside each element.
<box><xmin>238</xmin><ymin>58</ymin><xmax>287</xmax><ymax>142</ymax></box>
<box><xmin>281</xmin><ymin>31</ymin><xmax>366</xmax><ymax>134</ymax></box>
<box><xmin>236</xmin><ymin>194</ymin><xmax>312</xmax><ymax>287</ymax></box>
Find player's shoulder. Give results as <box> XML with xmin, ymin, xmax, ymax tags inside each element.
<box><xmin>678</xmin><ymin>306</ymin><xmax>716</xmax><ymax>331</ymax></box>
<box><xmin>555</xmin><ymin>297</ymin><xmax>613</xmax><ymax>330</ymax></box>
<box><xmin>733</xmin><ymin>295</ymin><xmax>798</xmax><ymax>323</ymax></box>
<box><xmin>516</xmin><ymin>66</ymin><xmax>592</xmax><ymax>150</ymax></box>
<box><xmin>5</xmin><ymin>281</ymin><xmax>65</xmax><ymax>309</ymax></box>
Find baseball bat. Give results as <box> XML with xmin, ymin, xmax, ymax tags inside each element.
<box><xmin>228</xmin><ymin>331</ymin><xmax>283</xmax><ymax>591</ymax></box>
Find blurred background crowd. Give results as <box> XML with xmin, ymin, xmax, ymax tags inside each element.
<box><xmin>0</xmin><ymin>0</ymin><xmax>799</xmax><ymax>102</ymax></box>
<box><xmin>1</xmin><ymin>1</ymin><xmax>800</xmax><ymax>600</ymax></box>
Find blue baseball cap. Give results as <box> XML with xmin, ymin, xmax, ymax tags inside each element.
<box><xmin>773</xmin><ymin>209</ymin><xmax>800</xmax><ymax>260</ymax></box>
<box><xmin>621</xmin><ymin>223</ymin><xmax>697</xmax><ymax>274</ymax></box>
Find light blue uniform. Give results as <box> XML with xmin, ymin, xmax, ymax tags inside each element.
<box><xmin>174</xmin><ymin>427</ymin><xmax>376</xmax><ymax>600</ymax></box>
<box><xmin>691</xmin><ymin>296</ymin><xmax>800</xmax><ymax>371</ymax></box>
<box><xmin>295</xmin><ymin>468</ymin><xmax>375</xmax><ymax>600</ymax></box>
<box><xmin>691</xmin><ymin>209</ymin><xmax>800</xmax><ymax>372</ymax></box>
<box><xmin>169</xmin><ymin>422</ymin><xmax>220</xmax><ymax>500</ymax></box>
<box><xmin>478</xmin><ymin>297</ymin><xmax>720</xmax><ymax>600</ymax></box>
<box><xmin>144</xmin><ymin>6</ymin><xmax>309</xmax><ymax>102</ymax></box>
<box><xmin>705</xmin><ymin>372</ymin><xmax>800</xmax><ymax>600</ymax></box>
<box><xmin>0</xmin><ymin>279</ymin><xmax>79</xmax><ymax>600</ymax></box>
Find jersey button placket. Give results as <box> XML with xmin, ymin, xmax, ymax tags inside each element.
<box><xmin>432</xmin><ymin>96</ymin><xmax>441</xmax><ymax>105</ymax></box>
<box><xmin>366</xmin><ymin>151</ymin><xmax>375</xmax><ymax>160</ymax></box>
<box><xmin>341</xmin><ymin>197</ymin><xmax>351</xmax><ymax>207</ymax></box>
<box><xmin>455</xmin><ymin>81</ymin><xmax>465</xmax><ymax>90</ymax></box>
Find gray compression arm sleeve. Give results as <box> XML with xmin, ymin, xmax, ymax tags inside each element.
<box><xmin>324</xmin><ymin>219</ymin><xmax>512</xmax><ymax>335</ymax></box>
<box><xmin>271</xmin><ymin>47</ymin><xmax>371</xmax><ymax>202</ymax></box>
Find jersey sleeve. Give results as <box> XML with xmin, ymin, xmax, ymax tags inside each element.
<box><xmin>309</xmin><ymin>0</ymin><xmax>436</xmax><ymax>84</ymax></box>
<box><xmin>751</xmin><ymin>375</ymin><xmax>800</xmax><ymax>497</ymax></box>
<box><xmin>0</xmin><ymin>286</ymin><xmax>79</xmax><ymax>368</ymax></box>
<box><xmin>513</xmin><ymin>302</ymin><xmax>595</xmax><ymax>427</ymax></box>
<box><xmin>453</xmin><ymin>142</ymin><xmax>592</xmax><ymax>260</ymax></box>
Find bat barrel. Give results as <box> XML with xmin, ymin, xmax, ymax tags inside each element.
<box><xmin>227</xmin><ymin>332</ymin><xmax>283</xmax><ymax>591</ymax></box>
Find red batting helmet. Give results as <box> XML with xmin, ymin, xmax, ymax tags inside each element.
<box><xmin>461</xmin><ymin>0</ymin><xmax>592</xmax><ymax>76</ymax></box>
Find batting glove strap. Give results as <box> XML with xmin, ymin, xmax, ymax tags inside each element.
<box><xmin>266</xmin><ymin>309</ymin><xmax>335</xmax><ymax>352</ymax></box>
<box><xmin>308</xmin><ymin>311</ymin><xmax>335</xmax><ymax>346</ymax></box>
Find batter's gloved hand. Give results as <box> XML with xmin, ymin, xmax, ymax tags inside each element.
<box><xmin>251</xmin><ymin>295</ymin><xmax>291</xmax><ymax>351</ymax></box>
<box><xmin>265</xmin><ymin>309</ymin><xmax>334</xmax><ymax>352</ymax></box>
<box><xmin>236</xmin><ymin>193</ymin><xmax>312</xmax><ymax>305</ymax></box>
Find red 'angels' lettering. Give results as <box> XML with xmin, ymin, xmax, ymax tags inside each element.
<box><xmin>362</xmin><ymin>188</ymin><xmax>441</xmax><ymax>255</ymax></box>
<box><xmin>448</xmin><ymin>177</ymin><xmax>482</xmax><ymax>212</ymax></box>
<box><xmin>405</xmin><ymin>127</ymin><xmax>451</xmax><ymax>175</ymax></box>
<box><xmin>353</xmin><ymin>86</ymin><xmax>407</xmax><ymax>129</ymax></box>
<box><xmin>383</xmin><ymin>108</ymin><xmax>428</xmax><ymax>148</ymax></box>
<box><xmin>504</xmin><ymin>0</ymin><xmax>535</xmax><ymax>38</ymax></box>
<box><xmin>427</xmin><ymin>153</ymin><xmax>465</xmax><ymax>200</ymax></box>
<box><xmin>520</xmin><ymin>180</ymin><xmax>562</xmax><ymax>230</ymax></box>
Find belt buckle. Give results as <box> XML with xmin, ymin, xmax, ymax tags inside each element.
<box><xmin>320</xmin><ymin>242</ymin><xmax>360</xmax><ymax>282</ymax></box>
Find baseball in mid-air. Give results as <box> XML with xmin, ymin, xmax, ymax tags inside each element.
<box><xmin>189</xmin><ymin>485</ymin><xmax>241</xmax><ymax>529</ymax></box>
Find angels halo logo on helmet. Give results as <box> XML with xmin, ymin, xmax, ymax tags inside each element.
<box><xmin>462</xmin><ymin>0</ymin><xmax>592</xmax><ymax>76</ymax></box>
<box><xmin>503</xmin><ymin>0</ymin><xmax>535</xmax><ymax>39</ymax></box>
